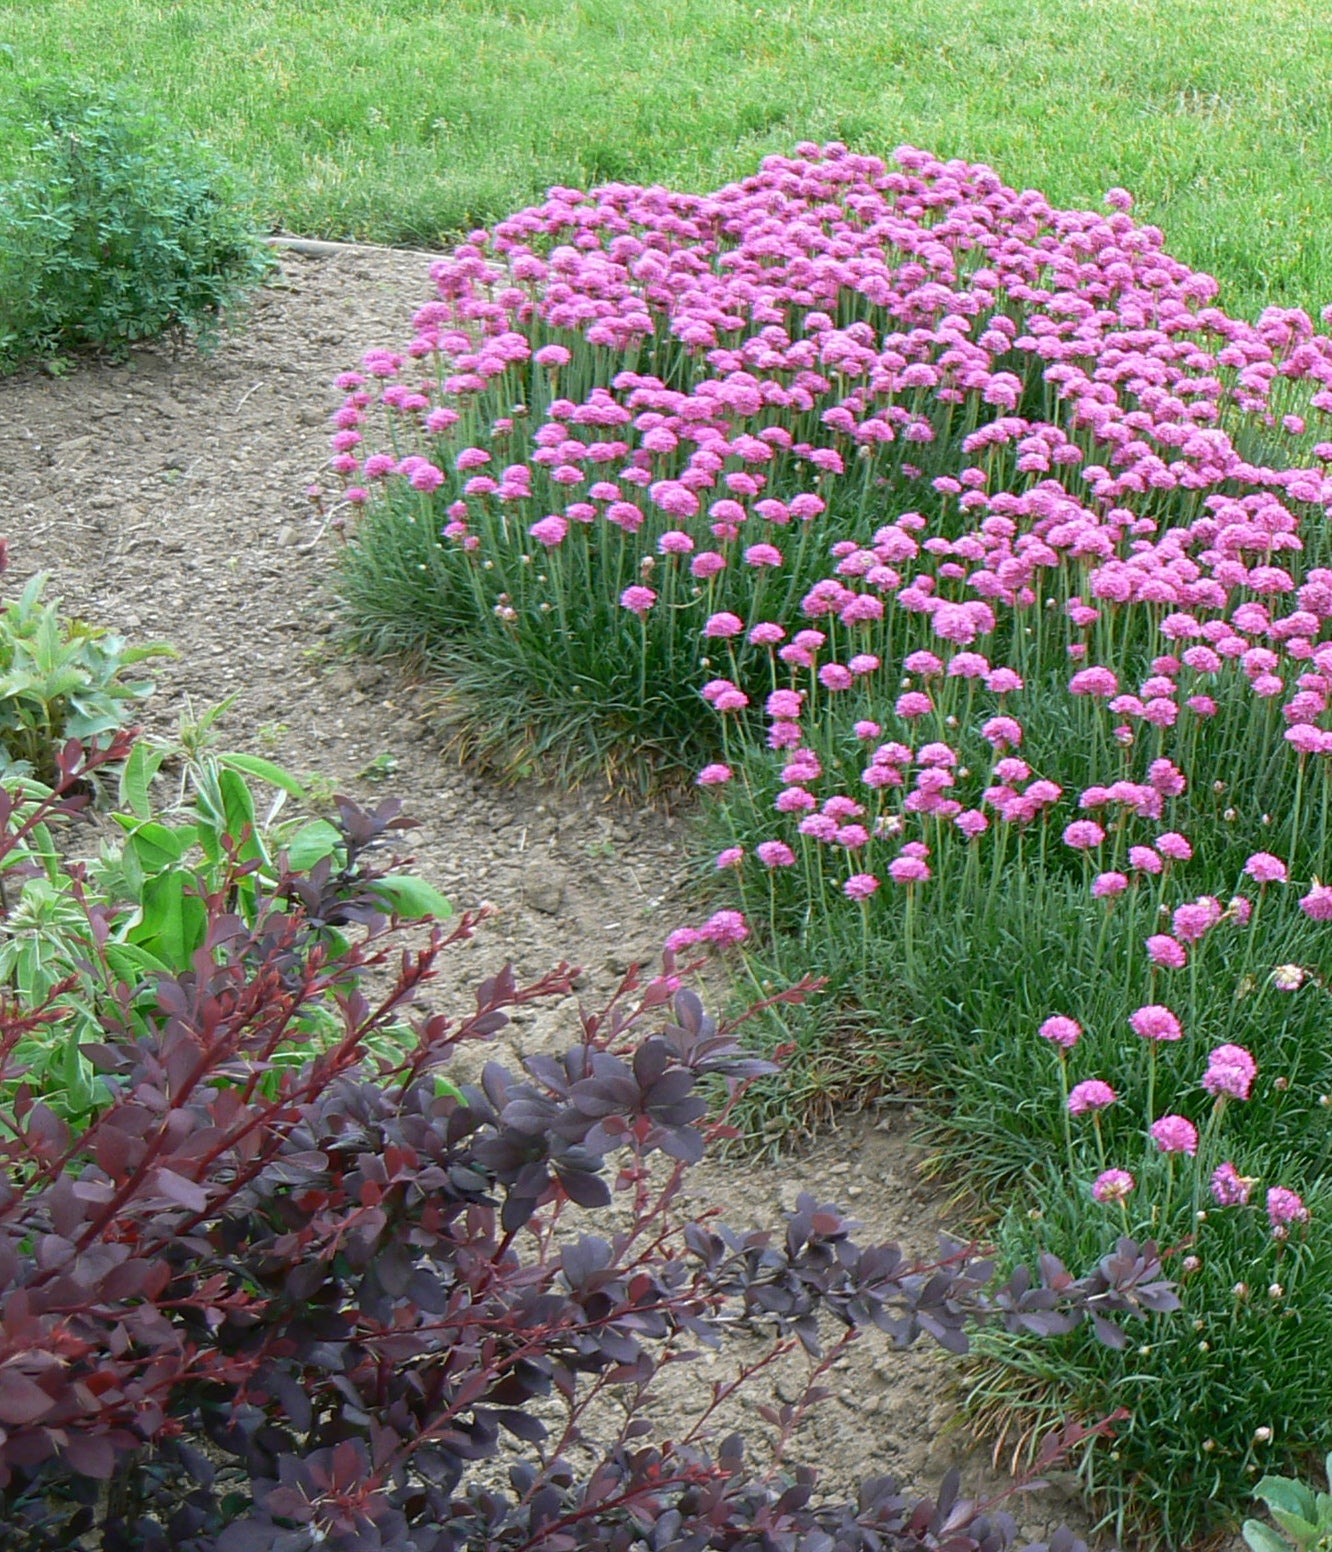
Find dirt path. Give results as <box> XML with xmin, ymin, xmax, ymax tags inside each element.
<box><xmin>0</xmin><ymin>249</ymin><xmax>1093</xmax><ymax>1545</ymax></box>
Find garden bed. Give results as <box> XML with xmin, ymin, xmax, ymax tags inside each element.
<box><xmin>0</xmin><ymin>245</ymin><xmax>1098</xmax><ymax>1546</ymax></box>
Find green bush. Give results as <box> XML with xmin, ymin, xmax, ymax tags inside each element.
<box><xmin>0</xmin><ymin>708</ymin><xmax>453</xmax><ymax>1123</ymax></box>
<box><xmin>0</xmin><ymin>79</ymin><xmax>272</xmax><ymax>370</ymax></box>
<box><xmin>0</xmin><ymin>569</ymin><xmax>173</xmax><ymax>783</ymax></box>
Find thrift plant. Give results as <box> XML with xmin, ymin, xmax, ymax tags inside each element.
<box><xmin>329</xmin><ymin>141</ymin><xmax>1332</xmax><ymax>1543</ymax></box>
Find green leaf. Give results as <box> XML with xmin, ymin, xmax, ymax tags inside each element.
<box><xmin>216</xmin><ymin>751</ymin><xmax>307</xmax><ymax>798</ymax></box>
<box><xmin>1256</xmin><ymin>1480</ymin><xmax>1319</xmax><ymax>1522</ymax></box>
<box><xmin>1271</xmin><ymin>1509</ymin><xmax>1322</xmax><ymax>1548</ymax></box>
<box><xmin>125</xmin><ymin>820</ymin><xmax>193</xmax><ymax>872</ymax></box>
<box><xmin>118</xmin><ymin>642</ymin><xmax>177</xmax><ymax>665</ymax></box>
<box><xmin>366</xmin><ymin>873</ymin><xmax>453</xmax><ymax>921</ymax></box>
<box><xmin>130</xmin><ymin>870</ymin><xmax>207</xmax><ymax>966</ymax></box>
<box><xmin>104</xmin><ymin>941</ymin><xmax>171</xmax><ymax>982</ymax></box>
<box><xmin>118</xmin><ymin>739</ymin><xmax>163</xmax><ymax>819</ymax></box>
<box><xmin>284</xmin><ymin>819</ymin><xmax>342</xmax><ymax>870</ymax></box>
<box><xmin>1244</xmin><ymin>1521</ymin><xmax>1294</xmax><ymax>1552</ymax></box>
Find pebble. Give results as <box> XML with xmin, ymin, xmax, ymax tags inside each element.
<box><xmin>523</xmin><ymin>864</ymin><xmax>567</xmax><ymax>915</ymax></box>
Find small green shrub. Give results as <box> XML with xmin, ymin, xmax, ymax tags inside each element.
<box><xmin>0</xmin><ymin>79</ymin><xmax>273</xmax><ymax>370</ymax></box>
<box><xmin>0</xmin><ymin>568</ymin><xmax>173</xmax><ymax>783</ymax></box>
<box><xmin>0</xmin><ymin>714</ymin><xmax>453</xmax><ymax>1123</ymax></box>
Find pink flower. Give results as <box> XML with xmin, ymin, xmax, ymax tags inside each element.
<box><xmin>1150</xmin><ymin>1115</ymin><xmax>1199</xmax><ymax>1155</ymax></box>
<box><xmin>700</xmin><ymin>909</ymin><xmax>748</xmax><ymax>945</ymax></box>
<box><xmin>704</xmin><ymin>612</ymin><xmax>745</xmax><ymax>638</ymax></box>
<box><xmin>1128</xmin><ymin>846</ymin><xmax>1163</xmax><ymax>875</ymax></box>
<box><xmin>749</xmin><ymin>622</ymin><xmax>785</xmax><ymax>646</ymax></box>
<box><xmin>658</xmin><ymin>530</ymin><xmax>695</xmax><ymax>555</ymax></box>
<box><xmin>1172</xmin><ymin>899</ymin><xmax>1220</xmax><ymax>943</ymax></box>
<box><xmin>1146</xmin><ymin>934</ymin><xmax>1188</xmax><ymax>969</ymax></box>
<box><xmin>529</xmin><ymin>514</ymin><xmax>568</xmax><ymax>547</ymax></box>
<box><xmin>1245</xmin><ymin>852</ymin><xmax>1288</xmax><ymax>884</ymax></box>
<box><xmin>986</xmin><ymin>668</ymin><xmax>1024</xmax><ymax>695</ymax></box>
<box><xmin>1266</xmin><ymin>1187</ymin><xmax>1309</xmax><ymax>1233</ymax></box>
<box><xmin>407</xmin><ymin>461</ymin><xmax>445</xmax><ymax>493</ymax></box>
<box><xmin>844</xmin><ymin>873</ymin><xmax>880</xmax><ymax>900</ymax></box>
<box><xmin>1130</xmin><ymin>1004</ymin><xmax>1183</xmax><ymax>1042</ymax></box>
<box><xmin>1156</xmin><ymin>832</ymin><xmax>1193</xmax><ymax>861</ymax></box>
<box><xmin>1068</xmin><ymin>1079</ymin><xmax>1116</xmax><ymax>1115</ymax></box>
<box><xmin>1300</xmin><ymin>883</ymin><xmax>1332</xmax><ymax>920</ymax></box>
<box><xmin>854</xmin><ymin>720</ymin><xmax>882</xmax><ymax>740</ymax></box>
<box><xmin>1202</xmin><ymin>1043</ymin><xmax>1256</xmax><ymax>1101</ymax></box>
<box><xmin>1063</xmin><ymin>820</ymin><xmax>1106</xmax><ymax>850</ymax></box>
<box><xmin>766</xmin><ymin>690</ymin><xmax>804</xmax><ymax>719</ymax></box>
<box><xmin>691</xmin><ymin>551</ymin><xmax>727</xmax><ymax>578</ymax></box>
<box><xmin>981</xmin><ymin>716</ymin><xmax>1023</xmax><ymax>749</ymax></box>
<box><xmin>534</xmin><ymin>344</ymin><xmax>571</xmax><ymax>368</ymax></box>
<box><xmin>1069</xmin><ymin>666</ymin><xmax>1119</xmax><ymax>697</ymax></box>
<box><xmin>756</xmin><ymin>840</ymin><xmax>796</xmax><ymax>868</ymax></box>
<box><xmin>819</xmin><ymin>663</ymin><xmax>854</xmax><ymax>691</ymax></box>
<box><xmin>1038</xmin><ymin>1015</ymin><xmax>1082</xmax><ymax>1049</ymax></box>
<box><xmin>619</xmin><ymin>585</ymin><xmax>656</xmax><ymax>615</ymax></box>
<box><xmin>696</xmin><ymin>764</ymin><xmax>733</xmax><ymax>786</ymax></box>
<box><xmin>744</xmin><ymin>543</ymin><xmax>783</xmax><ymax>567</ymax></box>
<box><xmin>888</xmin><ymin>856</ymin><xmax>931</xmax><ymax>885</ymax></box>
<box><xmin>955</xmin><ymin>809</ymin><xmax>988</xmax><ymax>838</ymax></box>
<box><xmin>1211</xmin><ymin>1162</ymin><xmax>1255</xmax><ymax>1206</ymax></box>
<box><xmin>715</xmin><ymin>847</ymin><xmax>745</xmax><ymax>870</ymax></box>
<box><xmin>1093</xmin><ymin>1169</ymin><xmax>1135</xmax><ymax>1204</ymax></box>
<box><xmin>895</xmin><ymin>692</ymin><xmax>933</xmax><ymax>719</ymax></box>
<box><xmin>904</xmin><ymin>650</ymin><xmax>945</xmax><ymax>676</ymax></box>
<box><xmin>1092</xmin><ymin>871</ymin><xmax>1129</xmax><ymax>898</ymax></box>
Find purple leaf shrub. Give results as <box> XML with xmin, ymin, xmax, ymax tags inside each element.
<box><xmin>0</xmin><ymin>749</ymin><xmax>1177</xmax><ymax>1550</ymax></box>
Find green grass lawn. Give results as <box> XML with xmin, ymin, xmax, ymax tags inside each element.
<box><xmin>2</xmin><ymin>0</ymin><xmax>1331</xmax><ymax>318</ymax></box>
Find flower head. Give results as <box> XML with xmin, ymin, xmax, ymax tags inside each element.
<box><xmin>1146</xmin><ymin>934</ymin><xmax>1187</xmax><ymax>970</ymax></box>
<box><xmin>620</xmin><ymin>585</ymin><xmax>656</xmax><ymax>616</ymax></box>
<box><xmin>1211</xmin><ymin>1162</ymin><xmax>1256</xmax><ymax>1206</ymax></box>
<box><xmin>888</xmin><ymin>855</ymin><xmax>931</xmax><ymax>885</ymax></box>
<box><xmin>756</xmin><ymin>840</ymin><xmax>796</xmax><ymax>868</ymax></box>
<box><xmin>1093</xmin><ymin>1169</ymin><xmax>1135</xmax><ymax>1204</ymax></box>
<box><xmin>1130</xmin><ymin>1004</ymin><xmax>1183</xmax><ymax>1042</ymax></box>
<box><xmin>843</xmin><ymin>873</ymin><xmax>879</xmax><ymax>900</ymax></box>
<box><xmin>1063</xmin><ymin>820</ymin><xmax>1106</xmax><ymax>851</ymax></box>
<box><xmin>1068</xmin><ymin>1079</ymin><xmax>1116</xmax><ymax>1115</ymax></box>
<box><xmin>1245</xmin><ymin>852</ymin><xmax>1288</xmax><ymax>884</ymax></box>
<box><xmin>1266</xmin><ymin>1187</ymin><xmax>1309</xmax><ymax>1234</ymax></box>
<box><xmin>1150</xmin><ymin>1114</ymin><xmax>1199</xmax><ymax>1155</ymax></box>
<box><xmin>1203</xmin><ymin>1043</ymin><xmax>1257</xmax><ymax>1101</ymax></box>
<box><xmin>1038</xmin><ymin>1015</ymin><xmax>1082</xmax><ymax>1049</ymax></box>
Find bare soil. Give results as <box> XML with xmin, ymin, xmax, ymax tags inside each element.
<box><xmin>0</xmin><ymin>249</ymin><xmax>1097</xmax><ymax>1545</ymax></box>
